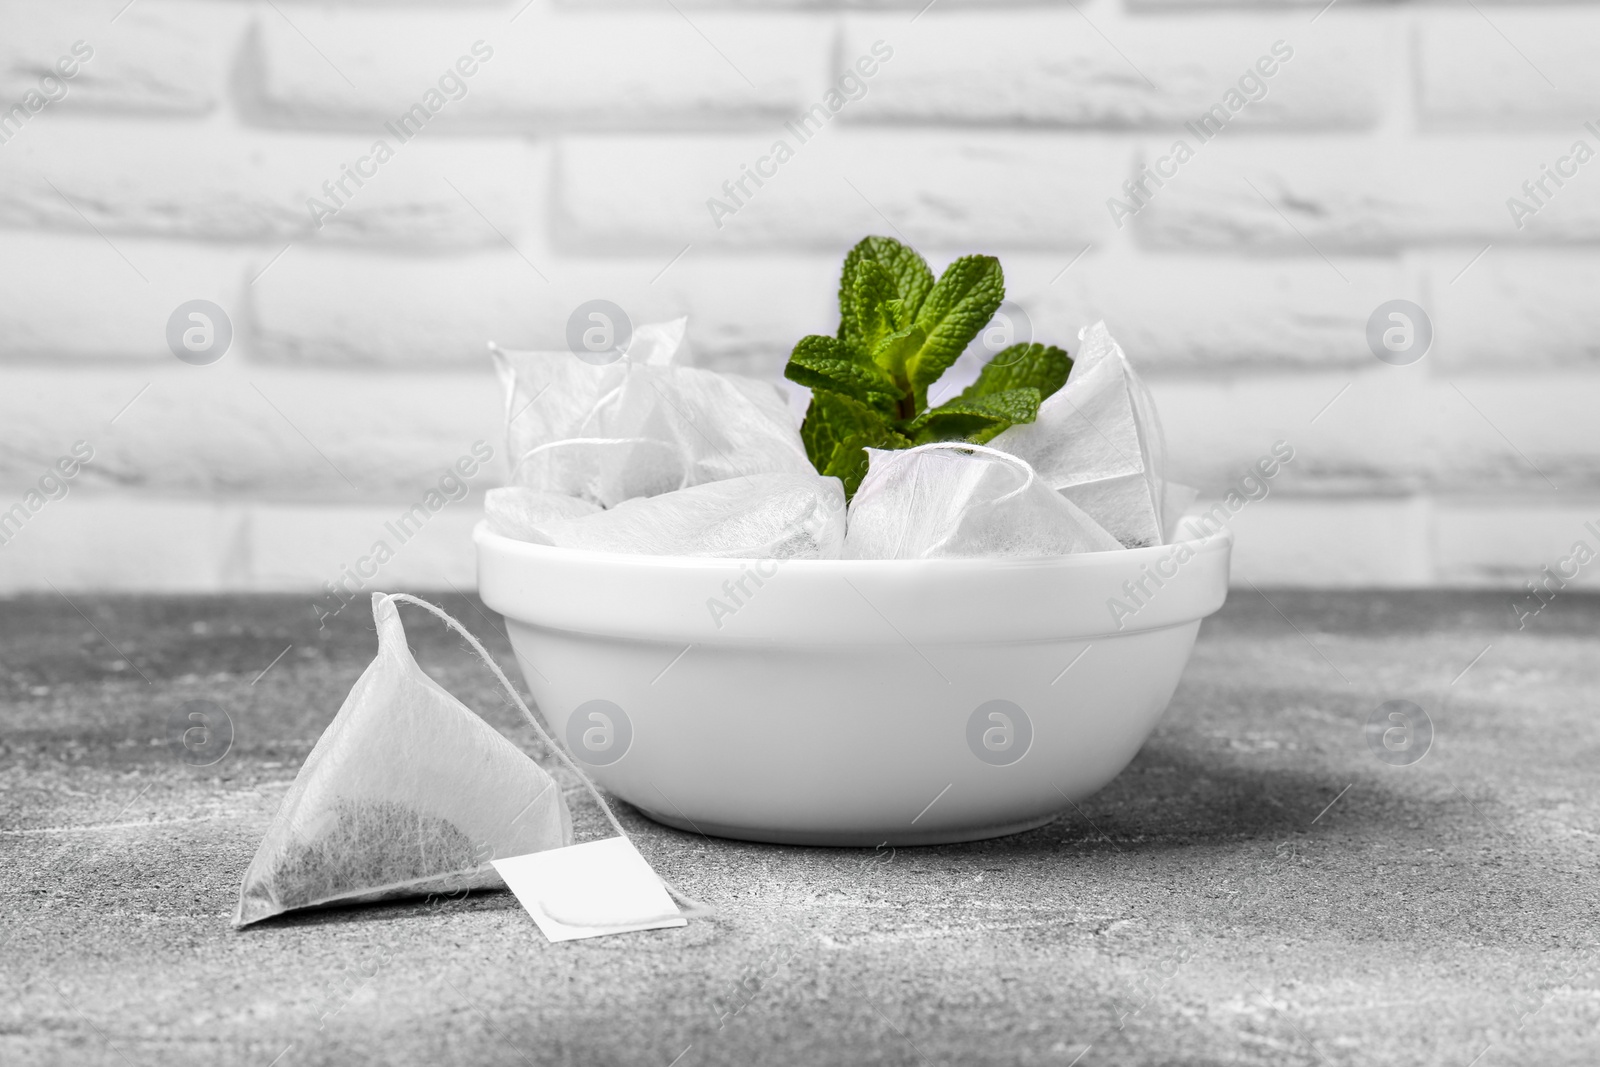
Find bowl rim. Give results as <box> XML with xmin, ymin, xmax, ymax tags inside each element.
<box><xmin>473</xmin><ymin>519</ymin><xmax>1233</xmax><ymax>572</ymax></box>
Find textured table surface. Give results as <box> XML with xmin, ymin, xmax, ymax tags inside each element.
<box><xmin>2</xmin><ymin>590</ymin><xmax>1597</xmax><ymax>1067</ymax></box>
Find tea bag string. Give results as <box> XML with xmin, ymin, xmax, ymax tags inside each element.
<box><xmin>507</xmin><ymin>437</ymin><xmax>683</xmax><ymax>486</ymax></box>
<box><xmin>899</xmin><ymin>441</ymin><xmax>1037</xmax><ymax>504</ymax></box>
<box><xmin>385</xmin><ymin>593</ymin><xmax>713</xmax><ymax>919</ymax></box>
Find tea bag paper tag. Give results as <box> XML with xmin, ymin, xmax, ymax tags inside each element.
<box><xmin>493</xmin><ymin>837</ymin><xmax>686</xmax><ymax>942</ymax></box>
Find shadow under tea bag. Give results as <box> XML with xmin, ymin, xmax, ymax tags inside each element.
<box><xmin>492</xmin><ymin>317</ymin><xmax>811</xmax><ymax>508</ymax></box>
<box><xmin>843</xmin><ymin>443</ymin><xmax>1122</xmax><ymax>560</ymax></box>
<box><xmin>234</xmin><ymin>593</ymin><xmax>572</xmax><ymax>927</ymax></box>
<box><xmin>991</xmin><ymin>321</ymin><xmax>1168</xmax><ymax>548</ymax></box>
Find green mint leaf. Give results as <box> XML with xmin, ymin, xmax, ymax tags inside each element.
<box><xmin>904</xmin><ymin>255</ymin><xmax>1005</xmax><ymax>412</ymax></box>
<box><xmin>837</xmin><ymin>236</ymin><xmax>935</xmax><ymax>352</ymax></box>
<box><xmin>850</xmin><ymin>260</ymin><xmax>908</xmax><ymax>358</ymax></box>
<box><xmin>799</xmin><ymin>388</ymin><xmax>893</xmax><ymax>477</ymax></box>
<box><xmin>956</xmin><ymin>385</ymin><xmax>1042</xmax><ymax>426</ymax></box>
<box><xmin>910</xmin><ymin>387</ymin><xmax>1042</xmax><ymax>446</ymax></box>
<box><xmin>867</xmin><ymin>323</ymin><xmax>927</xmax><ymax>391</ymax></box>
<box><xmin>906</xmin><ymin>408</ymin><xmax>1009</xmax><ymax>446</ymax></box>
<box><xmin>958</xmin><ymin>343</ymin><xmax>1072</xmax><ymax>403</ymax></box>
<box><xmin>823</xmin><ymin>427</ymin><xmax>912</xmax><ymax>499</ymax></box>
<box><xmin>784</xmin><ymin>335</ymin><xmax>905</xmax><ymax>415</ymax></box>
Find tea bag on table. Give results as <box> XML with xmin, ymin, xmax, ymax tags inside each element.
<box><xmin>990</xmin><ymin>321</ymin><xmax>1168</xmax><ymax>548</ymax></box>
<box><xmin>234</xmin><ymin>593</ymin><xmax>572</xmax><ymax>927</ymax></box>
<box><xmin>485</xmin><ymin>473</ymin><xmax>846</xmax><ymax>559</ymax></box>
<box><xmin>492</xmin><ymin>317</ymin><xmax>813</xmax><ymax>508</ymax></box>
<box><xmin>843</xmin><ymin>444</ymin><xmax>1122</xmax><ymax>560</ymax></box>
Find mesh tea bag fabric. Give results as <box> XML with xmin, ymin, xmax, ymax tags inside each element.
<box><xmin>234</xmin><ymin>593</ymin><xmax>572</xmax><ymax>927</ymax></box>
<box><xmin>843</xmin><ymin>443</ymin><xmax>1122</xmax><ymax>560</ymax></box>
<box><xmin>1161</xmin><ymin>481</ymin><xmax>1199</xmax><ymax>542</ymax></box>
<box><xmin>492</xmin><ymin>317</ymin><xmax>812</xmax><ymax>508</ymax></box>
<box><xmin>486</xmin><ymin>474</ymin><xmax>847</xmax><ymax>559</ymax></box>
<box><xmin>991</xmin><ymin>321</ymin><xmax>1169</xmax><ymax>548</ymax></box>
<box><xmin>484</xmin><ymin>486</ymin><xmax>602</xmax><ymax>541</ymax></box>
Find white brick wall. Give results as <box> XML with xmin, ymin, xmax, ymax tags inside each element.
<box><xmin>249</xmin><ymin>11</ymin><xmax>835</xmax><ymax>130</ymax></box>
<box><xmin>0</xmin><ymin>0</ymin><xmax>1594</xmax><ymax>595</ymax></box>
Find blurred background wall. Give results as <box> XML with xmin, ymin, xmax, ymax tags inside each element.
<box><xmin>0</xmin><ymin>0</ymin><xmax>1595</xmax><ymax>595</ymax></box>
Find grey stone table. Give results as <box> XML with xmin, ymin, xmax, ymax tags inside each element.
<box><xmin>2</xmin><ymin>590</ymin><xmax>1597</xmax><ymax>1066</ymax></box>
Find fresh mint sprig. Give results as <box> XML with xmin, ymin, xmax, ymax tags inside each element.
<box><xmin>785</xmin><ymin>235</ymin><xmax>1072</xmax><ymax>497</ymax></box>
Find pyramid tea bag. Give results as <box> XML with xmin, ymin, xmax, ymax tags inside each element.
<box><xmin>991</xmin><ymin>321</ymin><xmax>1169</xmax><ymax>547</ymax></box>
<box><xmin>484</xmin><ymin>473</ymin><xmax>846</xmax><ymax>559</ymax></box>
<box><xmin>492</xmin><ymin>317</ymin><xmax>813</xmax><ymax>508</ymax></box>
<box><xmin>484</xmin><ymin>486</ymin><xmax>603</xmax><ymax>541</ymax></box>
<box><xmin>843</xmin><ymin>443</ymin><xmax>1122</xmax><ymax>560</ymax></box>
<box><xmin>234</xmin><ymin>593</ymin><xmax>572</xmax><ymax>927</ymax></box>
<box><xmin>1161</xmin><ymin>480</ymin><xmax>1199</xmax><ymax>542</ymax></box>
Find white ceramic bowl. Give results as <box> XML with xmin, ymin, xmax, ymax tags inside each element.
<box><xmin>476</xmin><ymin>524</ymin><xmax>1231</xmax><ymax>846</ymax></box>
